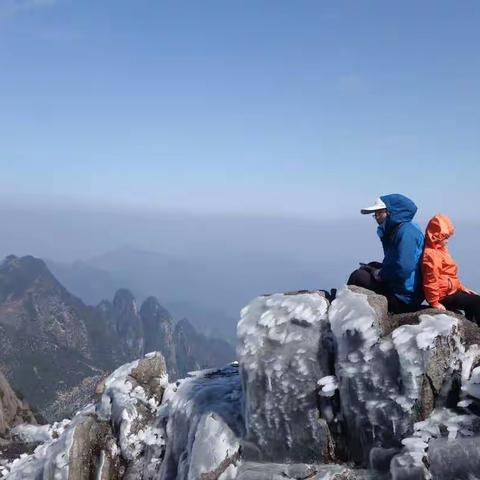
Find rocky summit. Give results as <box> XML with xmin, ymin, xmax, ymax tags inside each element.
<box><xmin>0</xmin><ymin>255</ymin><xmax>235</xmax><ymax>422</ymax></box>
<box><xmin>3</xmin><ymin>285</ymin><xmax>480</xmax><ymax>479</ymax></box>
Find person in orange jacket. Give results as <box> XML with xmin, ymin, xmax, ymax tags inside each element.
<box><xmin>422</xmin><ymin>213</ymin><xmax>480</xmax><ymax>323</ymax></box>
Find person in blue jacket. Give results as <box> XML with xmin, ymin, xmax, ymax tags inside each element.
<box><xmin>347</xmin><ymin>194</ymin><xmax>425</xmax><ymax>313</ymax></box>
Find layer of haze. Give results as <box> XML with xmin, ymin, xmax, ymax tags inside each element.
<box><xmin>1</xmin><ymin>207</ymin><xmax>480</xmax><ymax>341</ymax></box>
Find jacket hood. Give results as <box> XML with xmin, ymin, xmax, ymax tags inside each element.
<box><xmin>381</xmin><ymin>194</ymin><xmax>418</xmax><ymax>227</ymax></box>
<box><xmin>425</xmin><ymin>213</ymin><xmax>455</xmax><ymax>248</ymax></box>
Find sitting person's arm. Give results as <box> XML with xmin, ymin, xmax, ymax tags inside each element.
<box><xmin>380</xmin><ymin>224</ymin><xmax>423</xmax><ymax>282</ymax></box>
<box><xmin>421</xmin><ymin>251</ymin><xmax>445</xmax><ymax>310</ymax></box>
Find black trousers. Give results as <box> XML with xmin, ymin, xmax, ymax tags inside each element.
<box><xmin>347</xmin><ymin>267</ymin><xmax>419</xmax><ymax>314</ymax></box>
<box><xmin>441</xmin><ymin>291</ymin><xmax>480</xmax><ymax>325</ymax></box>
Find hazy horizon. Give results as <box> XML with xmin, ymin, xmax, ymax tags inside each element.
<box><xmin>2</xmin><ymin>204</ymin><xmax>480</xmax><ymax>341</ymax></box>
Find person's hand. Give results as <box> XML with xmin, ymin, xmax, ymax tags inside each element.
<box><xmin>431</xmin><ymin>303</ymin><xmax>446</xmax><ymax>311</ymax></box>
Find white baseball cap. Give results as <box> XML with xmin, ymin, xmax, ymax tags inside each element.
<box><xmin>361</xmin><ymin>198</ymin><xmax>387</xmax><ymax>214</ymax></box>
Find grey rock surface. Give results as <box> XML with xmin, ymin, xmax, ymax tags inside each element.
<box><xmin>174</xmin><ymin>318</ymin><xmax>235</xmax><ymax>378</ymax></box>
<box><xmin>0</xmin><ymin>370</ymin><xmax>36</xmax><ymax>440</ymax></box>
<box><xmin>140</xmin><ymin>297</ymin><xmax>178</xmax><ymax>378</ymax></box>
<box><xmin>428</xmin><ymin>436</ymin><xmax>480</xmax><ymax>480</ymax></box>
<box><xmin>238</xmin><ymin>292</ymin><xmax>334</xmax><ymax>464</ymax></box>
<box><xmin>112</xmin><ymin>289</ymin><xmax>144</xmax><ymax>360</ymax></box>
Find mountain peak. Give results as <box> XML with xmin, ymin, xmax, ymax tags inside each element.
<box><xmin>0</xmin><ymin>255</ymin><xmax>64</xmax><ymax>301</ymax></box>
<box><xmin>113</xmin><ymin>288</ymin><xmax>136</xmax><ymax>307</ymax></box>
<box><xmin>140</xmin><ymin>296</ymin><xmax>172</xmax><ymax>322</ymax></box>
<box><xmin>2</xmin><ymin>254</ymin><xmax>50</xmax><ymax>276</ymax></box>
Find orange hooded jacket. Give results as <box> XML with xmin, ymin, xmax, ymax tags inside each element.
<box><xmin>421</xmin><ymin>214</ymin><xmax>467</xmax><ymax>307</ymax></box>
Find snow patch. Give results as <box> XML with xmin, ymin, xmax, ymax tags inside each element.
<box><xmin>317</xmin><ymin>376</ymin><xmax>338</xmax><ymax>397</ymax></box>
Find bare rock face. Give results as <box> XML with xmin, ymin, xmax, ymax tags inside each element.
<box><xmin>112</xmin><ymin>289</ymin><xmax>144</xmax><ymax>360</ymax></box>
<box><xmin>140</xmin><ymin>297</ymin><xmax>178</xmax><ymax>379</ymax></box>
<box><xmin>0</xmin><ymin>370</ymin><xmax>36</xmax><ymax>440</ymax></box>
<box><xmin>65</xmin><ymin>415</ymin><xmax>113</xmax><ymax>480</ymax></box>
<box><xmin>173</xmin><ymin>318</ymin><xmax>235</xmax><ymax>379</ymax></box>
<box><xmin>0</xmin><ymin>255</ymin><xmax>91</xmax><ymax>355</ymax></box>
<box><xmin>238</xmin><ymin>292</ymin><xmax>334</xmax><ymax>464</ymax></box>
<box><xmin>0</xmin><ymin>256</ymin><xmax>101</xmax><ymax>419</ymax></box>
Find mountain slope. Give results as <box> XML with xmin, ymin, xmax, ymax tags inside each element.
<box><xmin>0</xmin><ymin>256</ymin><xmax>103</xmax><ymax>416</ymax></box>
<box><xmin>0</xmin><ymin>255</ymin><xmax>235</xmax><ymax>421</ymax></box>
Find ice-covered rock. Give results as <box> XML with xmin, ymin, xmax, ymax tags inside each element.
<box><xmin>5</xmin><ymin>283</ymin><xmax>480</xmax><ymax>480</ymax></box>
<box><xmin>389</xmin><ymin>407</ymin><xmax>480</xmax><ymax>479</ymax></box>
<box><xmin>156</xmin><ymin>364</ymin><xmax>243</xmax><ymax>480</ymax></box>
<box><xmin>10</xmin><ymin>420</ymin><xmax>70</xmax><ymax>444</ymax></box>
<box><xmin>329</xmin><ymin>286</ymin><xmax>461</xmax><ymax>465</ymax></box>
<box><xmin>238</xmin><ymin>292</ymin><xmax>334</xmax><ymax>463</ymax></box>
<box><xmin>236</xmin><ymin>462</ymin><xmax>372</xmax><ymax>479</ymax></box>
<box><xmin>0</xmin><ymin>352</ymin><xmax>168</xmax><ymax>479</ymax></box>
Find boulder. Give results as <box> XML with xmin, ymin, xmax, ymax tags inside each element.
<box><xmin>329</xmin><ymin>286</ymin><xmax>462</xmax><ymax>465</ymax></box>
<box><xmin>1</xmin><ymin>352</ymin><xmax>168</xmax><ymax>479</ymax></box>
<box><xmin>237</xmin><ymin>292</ymin><xmax>334</xmax><ymax>463</ymax></box>
<box><xmin>156</xmin><ymin>364</ymin><xmax>243</xmax><ymax>480</ymax></box>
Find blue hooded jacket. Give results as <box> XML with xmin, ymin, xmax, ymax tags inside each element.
<box><xmin>377</xmin><ymin>194</ymin><xmax>425</xmax><ymax>305</ymax></box>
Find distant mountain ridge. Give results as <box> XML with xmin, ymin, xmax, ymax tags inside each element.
<box><xmin>0</xmin><ymin>255</ymin><xmax>234</xmax><ymax>421</ymax></box>
<box><xmin>47</xmin><ymin>245</ymin><xmax>326</xmax><ymax>343</ymax></box>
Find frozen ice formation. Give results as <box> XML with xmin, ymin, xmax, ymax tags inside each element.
<box><xmin>155</xmin><ymin>364</ymin><xmax>243</xmax><ymax>480</ymax></box>
<box><xmin>0</xmin><ymin>352</ymin><xmax>168</xmax><ymax>479</ymax></box>
<box><xmin>237</xmin><ymin>292</ymin><xmax>333</xmax><ymax>463</ymax></box>
<box><xmin>5</xmin><ymin>285</ymin><xmax>480</xmax><ymax>479</ymax></box>
<box><xmin>329</xmin><ymin>287</ymin><xmax>461</xmax><ymax>465</ymax></box>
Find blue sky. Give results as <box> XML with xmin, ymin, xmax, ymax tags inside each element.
<box><xmin>1</xmin><ymin>0</ymin><xmax>479</xmax><ymax>219</ymax></box>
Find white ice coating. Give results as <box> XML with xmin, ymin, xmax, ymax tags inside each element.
<box><xmin>238</xmin><ymin>293</ymin><xmax>329</xmax><ymax>377</ymax></box>
<box><xmin>463</xmin><ymin>366</ymin><xmax>480</xmax><ymax>399</ymax></box>
<box><xmin>392</xmin><ymin>314</ymin><xmax>457</xmax><ymax>410</ymax></box>
<box><xmin>157</xmin><ymin>364</ymin><xmax>243</xmax><ymax>480</ymax></box>
<box><xmin>96</xmin><ymin>352</ymin><xmax>168</xmax><ymax>462</ymax></box>
<box><xmin>237</xmin><ymin>292</ymin><xmax>331</xmax><ymax>463</ymax></box>
<box><xmin>1</xmin><ymin>353</ymin><xmax>167</xmax><ymax>479</ymax></box>
<box><xmin>10</xmin><ymin>420</ymin><xmax>71</xmax><ymax>444</ymax></box>
<box><xmin>329</xmin><ymin>286</ymin><xmax>465</xmax><ymax>463</ymax></box>
<box><xmin>391</xmin><ymin>408</ymin><xmax>477</xmax><ymax>480</ymax></box>
<box><xmin>329</xmin><ymin>287</ymin><xmax>379</xmax><ymax>343</ymax></box>
<box><xmin>329</xmin><ymin>287</ymin><xmax>397</xmax><ymax>446</ymax></box>
<box><xmin>1</xmin><ymin>407</ymin><xmax>90</xmax><ymax>479</ymax></box>
<box><xmin>317</xmin><ymin>376</ymin><xmax>338</xmax><ymax>397</ymax></box>
<box><xmin>188</xmin><ymin>412</ymin><xmax>239</xmax><ymax>480</ymax></box>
